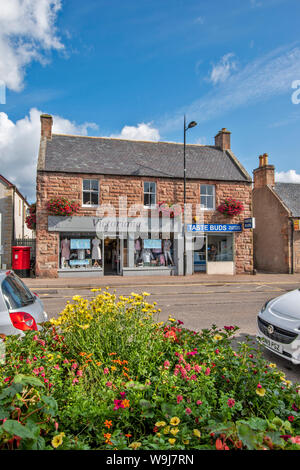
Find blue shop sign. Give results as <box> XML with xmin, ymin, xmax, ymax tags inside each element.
<box><xmin>187</xmin><ymin>223</ymin><xmax>242</xmax><ymax>233</ymax></box>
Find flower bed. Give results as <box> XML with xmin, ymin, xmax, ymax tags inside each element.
<box><xmin>0</xmin><ymin>290</ymin><xmax>299</xmax><ymax>450</ymax></box>
<box><xmin>25</xmin><ymin>203</ymin><xmax>36</xmax><ymax>231</ymax></box>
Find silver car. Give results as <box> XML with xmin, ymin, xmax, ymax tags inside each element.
<box><xmin>257</xmin><ymin>289</ymin><xmax>300</xmax><ymax>365</ymax></box>
<box><xmin>0</xmin><ymin>270</ymin><xmax>47</xmax><ymax>336</ymax></box>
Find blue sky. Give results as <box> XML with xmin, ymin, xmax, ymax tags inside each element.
<box><xmin>1</xmin><ymin>0</ymin><xmax>300</xmax><ymax>201</ymax></box>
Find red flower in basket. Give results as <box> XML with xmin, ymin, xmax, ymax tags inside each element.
<box><xmin>217</xmin><ymin>198</ymin><xmax>244</xmax><ymax>217</ymax></box>
<box><xmin>47</xmin><ymin>197</ymin><xmax>80</xmax><ymax>216</ymax></box>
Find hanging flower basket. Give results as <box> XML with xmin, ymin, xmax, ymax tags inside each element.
<box><xmin>217</xmin><ymin>198</ymin><xmax>244</xmax><ymax>217</ymax></box>
<box><xmin>25</xmin><ymin>203</ymin><xmax>36</xmax><ymax>231</ymax></box>
<box><xmin>47</xmin><ymin>197</ymin><xmax>80</xmax><ymax>216</ymax></box>
<box><xmin>158</xmin><ymin>201</ymin><xmax>182</xmax><ymax>218</ymax></box>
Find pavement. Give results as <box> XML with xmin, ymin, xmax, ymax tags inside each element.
<box><xmin>23</xmin><ymin>272</ymin><xmax>300</xmax><ymax>289</ymax></box>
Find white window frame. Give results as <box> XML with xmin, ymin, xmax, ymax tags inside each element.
<box><xmin>200</xmin><ymin>184</ymin><xmax>215</xmax><ymax>211</ymax></box>
<box><xmin>143</xmin><ymin>181</ymin><xmax>157</xmax><ymax>209</ymax></box>
<box><xmin>82</xmin><ymin>179</ymin><xmax>100</xmax><ymax>207</ymax></box>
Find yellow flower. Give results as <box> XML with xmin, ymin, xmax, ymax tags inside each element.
<box><xmin>256</xmin><ymin>387</ymin><xmax>266</xmax><ymax>397</ymax></box>
<box><xmin>129</xmin><ymin>442</ymin><xmax>142</xmax><ymax>450</ymax></box>
<box><xmin>268</xmin><ymin>363</ymin><xmax>277</xmax><ymax>368</ymax></box>
<box><xmin>52</xmin><ymin>433</ymin><xmax>65</xmax><ymax>448</ymax></box>
<box><xmin>168</xmin><ymin>438</ymin><xmax>176</xmax><ymax>445</ymax></box>
<box><xmin>163</xmin><ymin>426</ymin><xmax>170</xmax><ymax>435</ymax></box>
<box><xmin>78</xmin><ymin>324</ymin><xmax>90</xmax><ymax>330</ymax></box>
<box><xmin>193</xmin><ymin>429</ymin><xmax>201</xmax><ymax>438</ymax></box>
<box><xmin>155</xmin><ymin>421</ymin><xmax>166</xmax><ymax>427</ymax></box>
<box><xmin>213</xmin><ymin>334</ymin><xmax>223</xmax><ymax>341</ymax></box>
<box><xmin>183</xmin><ymin>439</ymin><xmax>190</xmax><ymax>445</ymax></box>
<box><xmin>170</xmin><ymin>417</ymin><xmax>180</xmax><ymax>426</ymax></box>
<box><xmin>142</xmin><ymin>292</ymin><xmax>150</xmax><ymax>296</ymax></box>
<box><xmin>72</xmin><ymin>295</ymin><xmax>81</xmax><ymax>301</ymax></box>
<box><xmin>170</xmin><ymin>427</ymin><xmax>179</xmax><ymax>436</ymax></box>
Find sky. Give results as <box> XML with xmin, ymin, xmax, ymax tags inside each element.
<box><xmin>1</xmin><ymin>0</ymin><xmax>300</xmax><ymax>202</ymax></box>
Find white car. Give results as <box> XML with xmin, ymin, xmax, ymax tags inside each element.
<box><xmin>257</xmin><ymin>289</ymin><xmax>300</xmax><ymax>365</ymax></box>
<box><xmin>0</xmin><ymin>270</ymin><xmax>47</xmax><ymax>336</ymax></box>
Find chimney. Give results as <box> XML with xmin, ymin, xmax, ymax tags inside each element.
<box><xmin>253</xmin><ymin>153</ymin><xmax>275</xmax><ymax>189</ymax></box>
<box><xmin>40</xmin><ymin>114</ymin><xmax>53</xmax><ymax>139</ymax></box>
<box><xmin>214</xmin><ymin>128</ymin><xmax>231</xmax><ymax>150</ymax></box>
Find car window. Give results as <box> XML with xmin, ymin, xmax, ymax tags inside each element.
<box><xmin>1</xmin><ymin>275</ymin><xmax>35</xmax><ymax>310</ymax></box>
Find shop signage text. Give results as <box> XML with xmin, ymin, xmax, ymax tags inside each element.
<box><xmin>244</xmin><ymin>218</ymin><xmax>255</xmax><ymax>229</ymax></box>
<box><xmin>186</xmin><ymin>224</ymin><xmax>242</xmax><ymax>233</ymax></box>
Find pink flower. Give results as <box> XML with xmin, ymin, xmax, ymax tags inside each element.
<box><xmin>196</xmin><ymin>400</ymin><xmax>203</xmax><ymax>405</ymax></box>
<box><xmin>215</xmin><ymin>349</ymin><xmax>220</xmax><ymax>355</ymax></box>
<box><xmin>33</xmin><ymin>356</ymin><xmax>38</xmax><ymax>361</ymax></box>
<box><xmin>76</xmin><ymin>370</ymin><xmax>83</xmax><ymax>376</ymax></box>
<box><xmin>54</xmin><ymin>364</ymin><xmax>60</xmax><ymax>370</ymax></box>
<box><xmin>205</xmin><ymin>367</ymin><xmax>211</xmax><ymax>376</ymax></box>
<box><xmin>290</xmin><ymin>436</ymin><xmax>300</xmax><ymax>444</ymax></box>
<box><xmin>288</xmin><ymin>416</ymin><xmax>295</xmax><ymax>422</ymax></box>
<box><xmin>257</xmin><ymin>383</ymin><xmax>262</xmax><ymax>389</ymax></box>
<box><xmin>227</xmin><ymin>398</ymin><xmax>235</xmax><ymax>408</ymax></box>
<box><xmin>105</xmin><ymin>381</ymin><xmax>113</xmax><ymax>388</ymax></box>
<box><xmin>177</xmin><ymin>395</ymin><xmax>183</xmax><ymax>404</ymax></box>
<box><xmin>185</xmin><ymin>408</ymin><xmax>192</xmax><ymax>415</ymax></box>
<box><xmin>120</xmin><ymin>392</ymin><xmax>126</xmax><ymax>398</ymax></box>
<box><xmin>33</xmin><ymin>368</ymin><xmax>39</xmax><ymax>375</ymax></box>
<box><xmin>71</xmin><ymin>362</ymin><xmax>78</xmax><ymax>370</ymax></box>
<box><xmin>63</xmin><ymin>359</ymin><xmax>69</xmax><ymax>364</ymax></box>
<box><xmin>194</xmin><ymin>365</ymin><xmax>201</xmax><ymax>373</ymax></box>
<box><xmin>103</xmin><ymin>368</ymin><xmax>109</xmax><ymax>374</ymax></box>
<box><xmin>72</xmin><ymin>378</ymin><xmax>79</xmax><ymax>385</ymax></box>
<box><xmin>54</xmin><ymin>422</ymin><xmax>59</xmax><ymax>431</ymax></box>
<box><xmin>3</xmin><ymin>377</ymin><xmax>10</xmax><ymax>383</ymax></box>
<box><xmin>164</xmin><ymin>360</ymin><xmax>170</xmax><ymax>369</ymax></box>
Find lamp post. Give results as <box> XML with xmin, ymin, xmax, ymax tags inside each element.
<box><xmin>183</xmin><ymin>115</ymin><xmax>197</xmax><ymax>276</ymax></box>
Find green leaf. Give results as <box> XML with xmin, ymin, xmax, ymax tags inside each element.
<box><xmin>41</xmin><ymin>395</ymin><xmax>58</xmax><ymax>416</ymax></box>
<box><xmin>161</xmin><ymin>402</ymin><xmax>176</xmax><ymax>418</ymax></box>
<box><xmin>0</xmin><ymin>407</ymin><xmax>10</xmax><ymax>420</ymax></box>
<box><xmin>237</xmin><ymin>423</ymin><xmax>261</xmax><ymax>450</ymax></box>
<box><xmin>139</xmin><ymin>399</ymin><xmax>152</xmax><ymax>410</ymax></box>
<box><xmin>13</xmin><ymin>374</ymin><xmax>43</xmax><ymax>388</ymax></box>
<box><xmin>2</xmin><ymin>420</ymin><xmax>36</xmax><ymax>440</ymax></box>
<box><xmin>238</xmin><ymin>417</ymin><xmax>267</xmax><ymax>432</ymax></box>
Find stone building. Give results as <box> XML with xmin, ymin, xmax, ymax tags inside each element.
<box><xmin>0</xmin><ymin>174</ymin><xmax>33</xmax><ymax>268</ymax></box>
<box><xmin>253</xmin><ymin>154</ymin><xmax>300</xmax><ymax>273</ymax></box>
<box><xmin>36</xmin><ymin>114</ymin><xmax>253</xmax><ymax>278</ymax></box>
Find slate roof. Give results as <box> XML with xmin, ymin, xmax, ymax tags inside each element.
<box><xmin>42</xmin><ymin>134</ymin><xmax>251</xmax><ymax>182</ymax></box>
<box><xmin>273</xmin><ymin>183</ymin><xmax>300</xmax><ymax>217</ymax></box>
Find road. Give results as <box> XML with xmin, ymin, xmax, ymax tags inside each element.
<box><xmin>34</xmin><ymin>279</ymin><xmax>300</xmax><ymax>382</ymax></box>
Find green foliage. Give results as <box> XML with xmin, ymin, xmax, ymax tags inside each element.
<box><xmin>0</xmin><ymin>289</ymin><xmax>299</xmax><ymax>450</ymax></box>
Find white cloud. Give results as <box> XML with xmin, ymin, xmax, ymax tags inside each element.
<box><xmin>209</xmin><ymin>53</ymin><xmax>237</xmax><ymax>85</ymax></box>
<box><xmin>110</xmin><ymin>122</ymin><xmax>160</xmax><ymax>141</ymax></box>
<box><xmin>0</xmin><ymin>110</ymin><xmax>160</xmax><ymax>203</ymax></box>
<box><xmin>0</xmin><ymin>0</ymin><xmax>63</xmax><ymax>91</ymax></box>
<box><xmin>0</xmin><ymin>108</ymin><xmax>98</xmax><ymax>202</ymax></box>
<box><xmin>161</xmin><ymin>44</ymin><xmax>300</xmax><ymax>132</ymax></box>
<box><xmin>276</xmin><ymin>170</ymin><xmax>300</xmax><ymax>183</ymax></box>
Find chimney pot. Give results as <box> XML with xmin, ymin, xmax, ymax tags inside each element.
<box><xmin>40</xmin><ymin>114</ymin><xmax>53</xmax><ymax>139</ymax></box>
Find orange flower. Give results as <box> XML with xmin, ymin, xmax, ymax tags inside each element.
<box><xmin>123</xmin><ymin>372</ymin><xmax>129</xmax><ymax>378</ymax></box>
<box><xmin>123</xmin><ymin>367</ymin><xmax>129</xmax><ymax>371</ymax></box>
<box><xmin>79</xmin><ymin>352</ymin><xmax>86</xmax><ymax>356</ymax></box>
<box><xmin>86</xmin><ymin>353</ymin><xmax>93</xmax><ymax>358</ymax></box>
<box><xmin>122</xmin><ymin>399</ymin><xmax>130</xmax><ymax>408</ymax></box>
<box><xmin>109</xmin><ymin>352</ymin><xmax>117</xmax><ymax>356</ymax></box>
<box><xmin>104</xmin><ymin>420</ymin><xmax>112</xmax><ymax>429</ymax></box>
<box><xmin>125</xmin><ymin>433</ymin><xmax>132</xmax><ymax>438</ymax></box>
<box><xmin>104</xmin><ymin>432</ymin><xmax>112</xmax><ymax>443</ymax></box>
<box><xmin>96</xmin><ymin>362</ymin><xmax>102</xmax><ymax>366</ymax></box>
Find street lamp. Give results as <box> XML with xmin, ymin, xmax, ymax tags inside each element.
<box><xmin>183</xmin><ymin>115</ymin><xmax>197</xmax><ymax>276</ymax></box>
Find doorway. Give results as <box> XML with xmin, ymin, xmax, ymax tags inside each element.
<box><xmin>104</xmin><ymin>238</ymin><xmax>120</xmax><ymax>275</ymax></box>
<box><xmin>193</xmin><ymin>235</ymin><xmax>207</xmax><ymax>272</ymax></box>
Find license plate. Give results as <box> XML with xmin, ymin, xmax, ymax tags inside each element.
<box><xmin>257</xmin><ymin>335</ymin><xmax>283</xmax><ymax>354</ymax></box>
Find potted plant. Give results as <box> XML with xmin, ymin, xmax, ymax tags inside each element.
<box><xmin>47</xmin><ymin>197</ymin><xmax>80</xmax><ymax>216</ymax></box>
<box><xmin>217</xmin><ymin>198</ymin><xmax>244</xmax><ymax>217</ymax></box>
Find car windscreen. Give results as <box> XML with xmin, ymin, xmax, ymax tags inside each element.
<box><xmin>1</xmin><ymin>275</ymin><xmax>35</xmax><ymax>310</ymax></box>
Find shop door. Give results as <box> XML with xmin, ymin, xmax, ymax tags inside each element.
<box><xmin>193</xmin><ymin>236</ymin><xmax>206</xmax><ymax>272</ymax></box>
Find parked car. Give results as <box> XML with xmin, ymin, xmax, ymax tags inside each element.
<box><xmin>257</xmin><ymin>289</ymin><xmax>300</xmax><ymax>365</ymax></box>
<box><xmin>0</xmin><ymin>270</ymin><xmax>47</xmax><ymax>336</ymax></box>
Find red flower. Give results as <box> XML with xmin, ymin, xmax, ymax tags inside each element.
<box><xmin>288</xmin><ymin>416</ymin><xmax>295</xmax><ymax>422</ymax></box>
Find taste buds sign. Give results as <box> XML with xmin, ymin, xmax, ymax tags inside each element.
<box><xmin>187</xmin><ymin>223</ymin><xmax>242</xmax><ymax>232</ymax></box>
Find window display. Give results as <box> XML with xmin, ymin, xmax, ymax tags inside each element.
<box><xmin>207</xmin><ymin>234</ymin><xmax>233</xmax><ymax>261</ymax></box>
<box><xmin>134</xmin><ymin>235</ymin><xmax>174</xmax><ymax>267</ymax></box>
<box><xmin>60</xmin><ymin>234</ymin><xmax>102</xmax><ymax>269</ymax></box>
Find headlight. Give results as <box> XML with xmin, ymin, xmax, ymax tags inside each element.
<box><xmin>261</xmin><ymin>298</ymin><xmax>274</xmax><ymax>313</ymax></box>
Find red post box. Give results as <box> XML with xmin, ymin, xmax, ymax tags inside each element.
<box><xmin>12</xmin><ymin>246</ymin><xmax>31</xmax><ymax>278</ymax></box>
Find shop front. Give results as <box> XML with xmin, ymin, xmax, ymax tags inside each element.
<box><xmin>186</xmin><ymin>223</ymin><xmax>242</xmax><ymax>275</ymax></box>
<box><xmin>48</xmin><ymin>215</ymin><xmax>182</xmax><ymax>277</ymax></box>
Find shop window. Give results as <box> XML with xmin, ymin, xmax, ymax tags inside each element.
<box><xmin>207</xmin><ymin>234</ymin><xmax>233</xmax><ymax>262</ymax></box>
<box><xmin>82</xmin><ymin>179</ymin><xmax>99</xmax><ymax>206</ymax></box>
<box><xmin>134</xmin><ymin>235</ymin><xmax>174</xmax><ymax>267</ymax></box>
<box><xmin>144</xmin><ymin>182</ymin><xmax>156</xmax><ymax>207</ymax></box>
<box><xmin>200</xmin><ymin>184</ymin><xmax>215</xmax><ymax>210</ymax></box>
<box><xmin>60</xmin><ymin>234</ymin><xmax>102</xmax><ymax>270</ymax></box>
